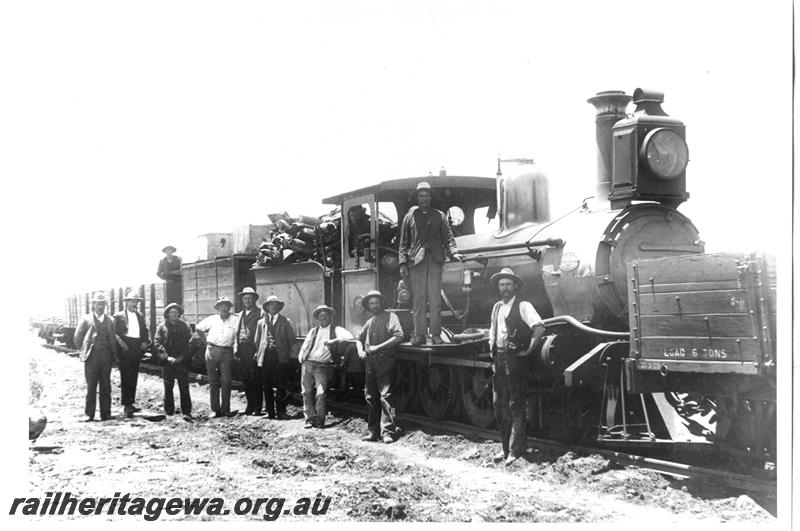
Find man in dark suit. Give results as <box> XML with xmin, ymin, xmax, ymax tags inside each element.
<box><xmin>235</xmin><ymin>287</ymin><xmax>263</xmax><ymax>415</ymax></box>
<box><xmin>398</xmin><ymin>182</ymin><xmax>464</xmax><ymax>346</ymax></box>
<box><xmin>154</xmin><ymin>303</ymin><xmax>193</xmax><ymax>417</ymax></box>
<box><xmin>114</xmin><ymin>290</ymin><xmax>150</xmax><ymax>418</ymax></box>
<box><xmin>73</xmin><ymin>293</ymin><xmax>119</xmax><ymax>422</ymax></box>
<box><xmin>254</xmin><ymin>295</ymin><xmax>296</xmax><ymax>419</ymax></box>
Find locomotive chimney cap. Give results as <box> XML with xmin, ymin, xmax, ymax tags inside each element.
<box><xmin>587</xmin><ymin>90</ymin><xmax>631</xmax><ymax>115</ymax></box>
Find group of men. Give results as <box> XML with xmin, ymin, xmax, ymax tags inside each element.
<box><xmin>74</xmin><ymin>181</ymin><xmax>545</xmax><ymax>464</ymax></box>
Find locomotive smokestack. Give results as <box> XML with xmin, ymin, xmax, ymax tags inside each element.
<box><xmin>587</xmin><ymin>90</ymin><xmax>631</xmax><ymax>201</ymax></box>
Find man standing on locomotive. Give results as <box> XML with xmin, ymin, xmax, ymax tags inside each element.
<box><xmin>489</xmin><ymin>267</ymin><xmax>546</xmax><ymax>466</ymax></box>
<box><xmin>254</xmin><ymin>295</ymin><xmax>295</xmax><ymax>420</ymax></box>
<box><xmin>113</xmin><ymin>289</ymin><xmax>150</xmax><ymax>418</ymax></box>
<box><xmin>195</xmin><ymin>297</ymin><xmax>239</xmax><ymax>418</ymax></box>
<box><xmin>398</xmin><ymin>182</ymin><xmax>463</xmax><ymax>346</ymax></box>
<box><xmin>356</xmin><ymin>290</ymin><xmax>404</xmax><ymax>443</ymax></box>
<box><xmin>297</xmin><ymin>305</ymin><xmax>353</xmax><ymax>429</ymax></box>
<box><xmin>73</xmin><ymin>293</ymin><xmax>119</xmax><ymax>422</ymax></box>
<box><xmin>235</xmin><ymin>287</ymin><xmax>263</xmax><ymax>416</ymax></box>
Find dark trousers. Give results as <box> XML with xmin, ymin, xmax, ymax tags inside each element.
<box><xmin>410</xmin><ymin>252</ymin><xmax>444</xmax><ymax>339</ymax></box>
<box><xmin>492</xmin><ymin>355</ymin><xmax>528</xmax><ymax>458</ymax></box>
<box><xmin>119</xmin><ymin>337</ymin><xmax>142</xmax><ymax>406</ymax></box>
<box><xmin>84</xmin><ymin>346</ymin><xmax>113</xmax><ymax>419</ymax></box>
<box><xmin>365</xmin><ymin>358</ymin><xmax>397</xmax><ymax>437</ymax></box>
<box><xmin>237</xmin><ymin>343</ymin><xmax>262</xmax><ymax>413</ymax></box>
<box><xmin>163</xmin><ymin>363</ymin><xmax>192</xmax><ymax>415</ymax></box>
<box><xmin>261</xmin><ymin>352</ymin><xmax>288</xmax><ymax>416</ymax></box>
<box><xmin>205</xmin><ymin>345</ymin><xmax>234</xmax><ymax>414</ymax></box>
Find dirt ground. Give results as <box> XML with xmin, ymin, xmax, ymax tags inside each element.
<box><xmin>25</xmin><ymin>337</ymin><xmax>775</xmax><ymax>522</ymax></box>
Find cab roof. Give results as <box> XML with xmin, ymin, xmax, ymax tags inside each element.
<box><xmin>322</xmin><ymin>176</ymin><xmax>496</xmax><ymax>205</ymax></box>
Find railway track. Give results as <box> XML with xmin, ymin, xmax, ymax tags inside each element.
<box><xmin>39</xmin><ymin>343</ymin><xmax>777</xmax><ymax>498</ymax></box>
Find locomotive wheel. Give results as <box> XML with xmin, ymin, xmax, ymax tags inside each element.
<box><xmin>417</xmin><ymin>364</ymin><xmax>457</xmax><ymax>420</ymax></box>
<box><xmin>456</xmin><ymin>366</ymin><xmax>495</xmax><ymax>429</ymax></box>
<box><xmin>393</xmin><ymin>360</ymin><xmax>418</xmax><ymax>413</ymax></box>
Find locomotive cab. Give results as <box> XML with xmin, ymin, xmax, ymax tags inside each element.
<box><xmin>322</xmin><ymin>175</ymin><xmax>497</xmax><ymax>336</ymax></box>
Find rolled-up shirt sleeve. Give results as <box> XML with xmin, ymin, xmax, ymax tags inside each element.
<box><xmin>388</xmin><ymin>312</ymin><xmax>404</xmax><ymax>339</ymax></box>
<box><xmin>519</xmin><ymin>302</ymin><xmax>543</xmax><ymax>328</ymax></box>
<box><xmin>196</xmin><ymin>315</ymin><xmax>213</xmax><ymax>333</ymax></box>
<box><xmin>335</xmin><ymin>327</ymin><xmax>354</xmax><ymax>340</ymax></box>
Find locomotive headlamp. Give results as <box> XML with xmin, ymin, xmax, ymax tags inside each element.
<box><xmin>641</xmin><ymin>128</ymin><xmax>689</xmax><ymax>180</ymax></box>
<box><xmin>601</xmin><ymin>87</ymin><xmax>690</xmax><ymax>209</ymax></box>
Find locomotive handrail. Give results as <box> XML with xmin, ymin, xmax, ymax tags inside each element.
<box><xmin>542</xmin><ymin>315</ymin><xmax>630</xmax><ymax>338</ymax></box>
<box><xmin>460</xmin><ymin>237</ymin><xmax>564</xmax><ymax>256</ymax></box>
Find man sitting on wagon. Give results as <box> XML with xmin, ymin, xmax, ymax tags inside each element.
<box><xmin>297</xmin><ymin>305</ymin><xmax>353</xmax><ymax>429</ymax></box>
<box><xmin>398</xmin><ymin>182</ymin><xmax>463</xmax><ymax>346</ymax></box>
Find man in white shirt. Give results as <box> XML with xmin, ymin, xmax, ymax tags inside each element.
<box><xmin>113</xmin><ymin>290</ymin><xmax>150</xmax><ymax>418</ymax></box>
<box><xmin>297</xmin><ymin>305</ymin><xmax>353</xmax><ymax>428</ymax></box>
<box><xmin>196</xmin><ymin>297</ymin><xmax>240</xmax><ymax>418</ymax></box>
<box><xmin>488</xmin><ymin>268</ymin><xmax>546</xmax><ymax>466</ymax></box>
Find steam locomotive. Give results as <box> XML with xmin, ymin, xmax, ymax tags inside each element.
<box><xmin>62</xmin><ymin>88</ymin><xmax>776</xmax><ymax>468</ymax></box>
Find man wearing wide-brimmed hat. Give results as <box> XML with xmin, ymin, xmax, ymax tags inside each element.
<box><xmin>235</xmin><ymin>287</ymin><xmax>263</xmax><ymax>415</ymax></box>
<box><xmin>196</xmin><ymin>297</ymin><xmax>240</xmax><ymax>417</ymax></box>
<box><xmin>254</xmin><ymin>295</ymin><xmax>296</xmax><ymax>419</ymax></box>
<box><xmin>398</xmin><ymin>181</ymin><xmax>464</xmax><ymax>346</ymax></box>
<box><xmin>157</xmin><ymin>245</ymin><xmax>183</xmax><ymax>305</ymax></box>
<box><xmin>488</xmin><ymin>267</ymin><xmax>546</xmax><ymax>466</ymax></box>
<box><xmin>154</xmin><ymin>302</ymin><xmax>193</xmax><ymax>417</ymax></box>
<box><xmin>113</xmin><ymin>289</ymin><xmax>151</xmax><ymax>418</ymax></box>
<box><xmin>73</xmin><ymin>293</ymin><xmax>119</xmax><ymax>422</ymax></box>
<box><xmin>356</xmin><ymin>290</ymin><xmax>404</xmax><ymax>443</ymax></box>
<box><xmin>298</xmin><ymin>305</ymin><xmax>353</xmax><ymax>428</ymax></box>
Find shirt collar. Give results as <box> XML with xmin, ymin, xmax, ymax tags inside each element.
<box><xmin>94</xmin><ymin>312</ymin><xmax>105</xmax><ymax>321</ymax></box>
<box><xmin>501</xmin><ymin>296</ymin><xmax>516</xmax><ymax>308</ymax></box>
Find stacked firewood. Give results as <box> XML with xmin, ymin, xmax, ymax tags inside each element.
<box><xmin>254</xmin><ymin>212</ymin><xmax>343</xmax><ymax>269</ymax></box>
<box><xmin>253</xmin><ymin>210</ymin><xmax>399</xmax><ymax>271</ymax></box>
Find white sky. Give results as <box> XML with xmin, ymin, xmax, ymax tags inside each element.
<box><xmin>0</xmin><ymin>0</ymin><xmax>792</xmax><ymax>319</ymax></box>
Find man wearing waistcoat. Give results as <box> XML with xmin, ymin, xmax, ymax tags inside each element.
<box><xmin>254</xmin><ymin>295</ymin><xmax>295</xmax><ymax>420</ymax></box>
<box><xmin>488</xmin><ymin>268</ymin><xmax>546</xmax><ymax>466</ymax></box>
<box><xmin>114</xmin><ymin>289</ymin><xmax>150</xmax><ymax>418</ymax></box>
<box><xmin>398</xmin><ymin>182</ymin><xmax>464</xmax><ymax>346</ymax></box>
<box><xmin>356</xmin><ymin>290</ymin><xmax>404</xmax><ymax>443</ymax></box>
<box><xmin>298</xmin><ymin>305</ymin><xmax>353</xmax><ymax>428</ymax></box>
<box><xmin>236</xmin><ymin>287</ymin><xmax>263</xmax><ymax>415</ymax></box>
<box><xmin>73</xmin><ymin>293</ymin><xmax>119</xmax><ymax>422</ymax></box>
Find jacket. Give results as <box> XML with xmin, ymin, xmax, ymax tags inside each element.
<box><xmin>153</xmin><ymin>319</ymin><xmax>192</xmax><ymax>368</ymax></box>
<box><xmin>74</xmin><ymin>313</ymin><xmax>119</xmax><ymax>362</ymax></box>
<box><xmin>254</xmin><ymin>313</ymin><xmax>296</xmax><ymax>365</ymax></box>
<box><xmin>113</xmin><ymin>309</ymin><xmax>149</xmax><ymax>342</ymax></box>
<box><xmin>157</xmin><ymin>255</ymin><xmax>183</xmax><ymax>281</ymax></box>
<box><xmin>398</xmin><ymin>206</ymin><xmax>458</xmax><ymax>266</ymax></box>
